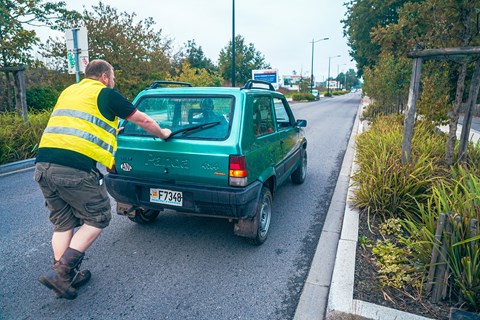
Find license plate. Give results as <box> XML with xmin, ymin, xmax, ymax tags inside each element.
<box><xmin>150</xmin><ymin>188</ymin><xmax>183</xmax><ymax>207</ymax></box>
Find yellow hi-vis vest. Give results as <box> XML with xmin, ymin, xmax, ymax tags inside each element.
<box><xmin>39</xmin><ymin>78</ymin><xmax>118</xmax><ymax>168</ymax></box>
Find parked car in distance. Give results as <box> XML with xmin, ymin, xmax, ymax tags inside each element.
<box><xmin>105</xmin><ymin>80</ymin><xmax>308</xmax><ymax>245</ymax></box>
<box><xmin>311</xmin><ymin>89</ymin><xmax>320</xmax><ymax>100</ymax></box>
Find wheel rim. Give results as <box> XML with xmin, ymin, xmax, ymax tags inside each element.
<box><xmin>258</xmin><ymin>196</ymin><xmax>272</xmax><ymax>238</ymax></box>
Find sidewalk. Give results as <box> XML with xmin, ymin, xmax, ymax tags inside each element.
<box><xmin>294</xmin><ymin>99</ymin><xmax>480</xmax><ymax>320</ymax></box>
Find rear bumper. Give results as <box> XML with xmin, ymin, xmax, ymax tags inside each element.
<box><xmin>105</xmin><ymin>174</ymin><xmax>262</xmax><ymax>219</ymax></box>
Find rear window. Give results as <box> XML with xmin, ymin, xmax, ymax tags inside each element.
<box><xmin>121</xmin><ymin>95</ymin><xmax>234</xmax><ymax>140</ymax></box>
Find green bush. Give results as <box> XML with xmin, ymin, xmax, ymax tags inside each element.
<box><xmin>0</xmin><ymin>111</ymin><xmax>50</xmax><ymax>164</ymax></box>
<box><xmin>352</xmin><ymin>115</ymin><xmax>445</xmax><ymax>218</ymax></box>
<box><xmin>26</xmin><ymin>87</ymin><xmax>59</xmax><ymax>112</ymax></box>
<box><xmin>292</xmin><ymin>93</ymin><xmax>316</xmax><ymax>101</ymax></box>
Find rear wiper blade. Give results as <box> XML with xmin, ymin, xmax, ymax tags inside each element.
<box><xmin>167</xmin><ymin>121</ymin><xmax>220</xmax><ymax>139</ymax></box>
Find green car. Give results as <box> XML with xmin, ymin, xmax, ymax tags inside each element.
<box><xmin>105</xmin><ymin>80</ymin><xmax>307</xmax><ymax>245</ymax></box>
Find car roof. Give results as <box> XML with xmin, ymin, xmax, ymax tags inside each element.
<box><xmin>136</xmin><ymin>80</ymin><xmax>283</xmax><ymax>96</ymax></box>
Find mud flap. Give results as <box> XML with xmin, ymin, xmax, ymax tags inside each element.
<box><xmin>233</xmin><ymin>215</ymin><xmax>258</xmax><ymax>239</ymax></box>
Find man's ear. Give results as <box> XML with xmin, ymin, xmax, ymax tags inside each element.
<box><xmin>99</xmin><ymin>73</ymin><xmax>109</xmax><ymax>86</ymax></box>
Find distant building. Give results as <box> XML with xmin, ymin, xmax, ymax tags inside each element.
<box><xmin>280</xmin><ymin>74</ymin><xmax>302</xmax><ymax>91</ymax></box>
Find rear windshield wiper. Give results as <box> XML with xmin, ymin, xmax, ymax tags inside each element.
<box><xmin>167</xmin><ymin>121</ymin><xmax>220</xmax><ymax>139</ymax></box>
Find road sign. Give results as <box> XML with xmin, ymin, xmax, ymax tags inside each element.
<box><xmin>252</xmin><ymin>69</ymin><xmax>279</xmax><ymax>89</ymax></box>
<box><xmin>65</xmin><ymin>27</ymin><xmax>89</xmax><ymax>75</ymax></box>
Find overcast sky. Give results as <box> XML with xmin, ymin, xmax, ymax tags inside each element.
<box><xmin>36</xmin><ymin>0</ymin><xmax>355</xmax><ymax>81</ymax></box>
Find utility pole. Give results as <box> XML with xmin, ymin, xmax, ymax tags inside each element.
<box><xmin>327</xmin><ymin>55</ymin><xmax>340</xmax><ymax>96</ymax></box>
<box><xmin>309</xmin><ymin>37</ymin><xmax>329</xmax><ymax>91</ymax></box>
<box><xmin>231</xmin><ymin>0</ymin><xmax>236</xmax><ymax>87</ymax></box>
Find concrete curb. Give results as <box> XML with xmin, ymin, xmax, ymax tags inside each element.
<box><xmin>294</xmin><ymin>96</ymin><xmax>362</xmax><ymax>320</ymax></box>
<box><xmin>0</xmin><ymin>158</ymin><xmax>35</xmax><ymax>175</ymax></box>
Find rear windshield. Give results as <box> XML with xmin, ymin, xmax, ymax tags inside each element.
<box><xmin>121</xmin><ymin>95</ymin><xmax>234</xmax><ymax>140</ymax></box>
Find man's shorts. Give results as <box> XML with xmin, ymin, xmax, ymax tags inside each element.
<box><xmin>34</xmin><ymin>162</ymin><xmax>112</xmax><ymax>231</ymax></box>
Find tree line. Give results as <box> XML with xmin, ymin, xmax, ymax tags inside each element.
<box><xmin>0</xmin><ymin>1</ymin><xmax>273</xmax><ymax>112</ymax></box>
<box><xmin>343</xmin><ymin>0</ymin><xmax>480</xmax><ymax>165</ymax></box>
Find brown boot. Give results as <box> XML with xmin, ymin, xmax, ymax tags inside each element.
<box><xmin>38</xmin><ymin>247</ymin><xmax>85</xmax><ymax>299</ymax></box>
<box><xmin>44</xmin><ymin>259</ymin><xmax>92</xmax><ymax>298</ymax></box>
<box><xmin>53</xmin><ymin>259</ymin><xmax>91</xmax><ymax>289</ymax></box>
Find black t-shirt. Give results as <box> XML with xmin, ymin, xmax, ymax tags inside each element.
<box><xmin>35</xmin><ymin>88</ymin><xmax>137</xmax><ymax>172</ymax></box>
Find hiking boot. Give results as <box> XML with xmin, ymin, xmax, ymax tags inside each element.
<box><xmin>53</xmin><ymin>259</ymin><xmax>91</xmax><ymax>289</ymax></box>
<box><xmin>38</xmin><ymin>247</ymin><xmax>85</xmax><ymax>300</ymax></box>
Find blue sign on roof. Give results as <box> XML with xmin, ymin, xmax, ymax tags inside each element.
<box><xmin>253</xmin><ymin>73</ymin><xmax>277</xmax><ymax>83</ymax></box>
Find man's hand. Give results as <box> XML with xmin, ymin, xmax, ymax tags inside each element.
<box><xmin>127</xmin><ymin>110</ymin><xmax>171</xmax><ymax>140</ymax></box>
<box><xmin>161</xmin><ymin>128</ymin><xmax>172</xmax><ymax>140</ymax></box>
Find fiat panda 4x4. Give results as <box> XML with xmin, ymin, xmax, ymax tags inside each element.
<box><xmin>105</xmin><ymin>80</ymin><xmax>307</xmax><ymax>245</ymax></box>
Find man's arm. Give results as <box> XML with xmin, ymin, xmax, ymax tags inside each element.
<box><xmin>127</xmin><ymin>110</ymin><xmax>171</xmax><ymax>139</ymax></box>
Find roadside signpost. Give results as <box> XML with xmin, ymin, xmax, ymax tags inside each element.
<box><xmin>65</xmin><ymin>27</ymin><xmax>89</xmax><ymax>82</ymax></box>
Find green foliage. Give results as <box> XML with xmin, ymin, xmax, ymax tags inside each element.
<box><xmin>26</xmin><ymin>87</ymin><xmax>59</xmax><ymax>112</ymax></box>
<box><xmin>40</xmin><ymin>2</ymin><xmax>172</xmax><ymax>101</ymax></box>
<box><xmin>175</xmin><ymin>40</ymin><xmax>217</xmax><ymax>72</ymax></box>
<box><xmin>371</xmin><ymin>239</ymin><xmax>421</xmax><ymax>290</ymax></box>
<box><xmin>354</xmin><ymin>115</ymin><xmax>480</xmax><ymax>311</ymax></box>
<box><xmin>352</xmin><ymin>115</ymin><xmax>445</xmax><ymax>218</ymax></box>
<box><xmin>342</xmin><ymin>0</ymin><xmax>411</xmax><ymax>76</ymax></box>
<box><xmin>218</xmin><ymin>35</ymin><xmax>270</xmax><ymax>85</ymax></box>
<box><xmin>170</xmin><ymin>61</ymin><xmax>222</xmax><ymax>87</ymax></box>
<box><xmin>0</xmin><ymin>0</ymin><xmax>79</xmax><ymax>67</ymax></box>
<box><xmin>416</xmin><ymin>61</ymin><xmax>452</xmax><ymax>124</ymax></box>
<box><xmin>362</xmin><ymin>53</ymin><xmax>411</xmax><ymax>119</ymax></box>
<box><xmin>434</xmin><ymin>168</ymin><xmax>480</xmax><ymax>309</ymax></box>
<box><xmin>0</xmin><ymin>111</ymin><xmax>49</xmax><ymax>164</ymax></box>
<box><xmin>291</xmin><ymin>93</ymin><xmax>315</xmax><ymax>102</ymax></box>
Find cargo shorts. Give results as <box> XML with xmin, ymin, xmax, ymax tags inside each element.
<box><xmin>34</xmin><ymin>162</ymin><xmax>112</xmax><ymax>231</ymax></box>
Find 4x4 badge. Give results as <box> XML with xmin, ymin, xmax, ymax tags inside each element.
<box><xmin>120</xmin><ymin>162</ymin><xmax>132</xmax><ymax>171</ymax></box>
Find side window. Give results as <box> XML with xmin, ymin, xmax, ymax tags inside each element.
<box><xmin>274</xmin><ymin>98</ymin><xmax>293</xmax><ymax>130</ymax></box>
<box><xmin>253</xmin><ymin>96</ymin><xmax>275</xmax><ymax>137</ymax></box>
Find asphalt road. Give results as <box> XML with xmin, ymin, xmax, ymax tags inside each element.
<box><xmin>0</xmin><ymin>93</ymin><xmax>361</xmax><ymax>320</ymax></box>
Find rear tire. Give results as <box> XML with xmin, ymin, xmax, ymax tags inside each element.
<box><xmin>291</xmin><ymin>150</ymin><xmax>307</xmax><ymax>184</ymax></box>
<box><xmin>249</xmin><ymin>187</ymin><xmax>272</xmax><ymax>245</ymax></box>
<box><xmin>128</xmin><ymin>209</ymin><xmax>160</xmax><ymax>224</ymax></box>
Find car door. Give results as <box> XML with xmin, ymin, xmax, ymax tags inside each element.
<box><xmin>246</xmin><ymin>94</ymin><xmax>281</xmax><ymax>181</ymax></box>
<box><xmin>273</xmin><ymin>97</ymin><xmax>300</xmax><ymax>183</ymax></box>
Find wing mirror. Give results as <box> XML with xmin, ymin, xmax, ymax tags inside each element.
<box><xmin>295</xmin><ymin>119</ymin><xmax>307</xmax><ymax>127</ymax></box>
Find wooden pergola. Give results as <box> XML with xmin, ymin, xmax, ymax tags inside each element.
<box><xmin>401</xmin><ymin>47</ymin><xmax>480</xmax><ymax>164</ymax></box>
<box><xmin>0</xmin><ymin>65</ymin><xmax>28</xmax><ymax>122</ymax></box>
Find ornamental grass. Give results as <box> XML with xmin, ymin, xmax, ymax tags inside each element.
<box><xmin>352</xmin><ymin>114</ymin><xmax>480</xmax><ymax>312</ymax></box>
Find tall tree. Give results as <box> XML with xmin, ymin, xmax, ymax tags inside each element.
<box><xmin>372</xmin><ymin>0</ymin><xmax>479</xmax><ymax>164</ymax></box>
<box><xmin>0</xmin><ymin>0</ymin><xmax>78</xmax><ymax>67</ymax></box>
<box><xmin>342</xmin><ymin>0</ymin><xmax>416</xmax><ymax>76</ymax></box>
<box><xmin>171</xmin><ymin>40</ymin><xmax>217</xmax><ymax>77</ymax></box>
<box><xmin>184</xmin><ymin>40</ymin><xmax>216</xmax><ymax>71</ymax></box>
<box><xmin>218</xmin><ymin>35</ymin><xmax>270</xmax><ymax>85</ymax></box>
<box><xmin>0</xmin><ymin>0</ymin><xmax>78</xmax><ymax>112</ymax></box>
<box><xmin>335</xmin><ymin>68</ymin><xmax>361</xmax><ymax>90</ymax></box>
<box><xmin>40</xmin><ymin>1</ymin><xmax>172</xmax><ymax>100</ymax></box>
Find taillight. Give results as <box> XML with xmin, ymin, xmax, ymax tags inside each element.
<box><xmin>229</xmin><ymin>155</ymin><xmax>247</xmax><ymax>186</ymax></box>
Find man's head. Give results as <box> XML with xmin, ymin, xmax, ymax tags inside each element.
<box><xmin>200</xmin><ymin>98</ymin><xmax>214</xmax><ymax>111</ymax></box>
<box><xmin>85</xmin><ymin>59</ymin><xmax>115</xmax><ymax>88</ymax></box>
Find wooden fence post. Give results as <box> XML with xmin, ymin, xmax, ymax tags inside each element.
<box><xmin>426</xmin><ymin>213</ymin><xmax>446</xmax><ymax>295</ymax></box>
<box><xmin>13</xmin><ymin>66</ymin><xmax>28</xmax><ymax>122</ymax></box>
<box><xmin>401</xmin><ymin>57</ymin><xmax>422</xmax><ymax>165</ymax></box>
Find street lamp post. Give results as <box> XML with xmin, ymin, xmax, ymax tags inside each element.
<box><xmin>309</xmin><ymin>37</ymin><xmax>329</xmax><ymax>91</ymax></box>
<box><xmin>327</xmin><ymin>55</ymin><xmax>341</xmax><ymax>96</ymax></box>
<box><xmin>231</xmin><ymin>0</ymin><xmax>235</xmax><ymax>87</ymax></box>
<box><xmin>338</xmin><ymin>63</ymin><xmax>346</xmax><ymax>90</ymax></box>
